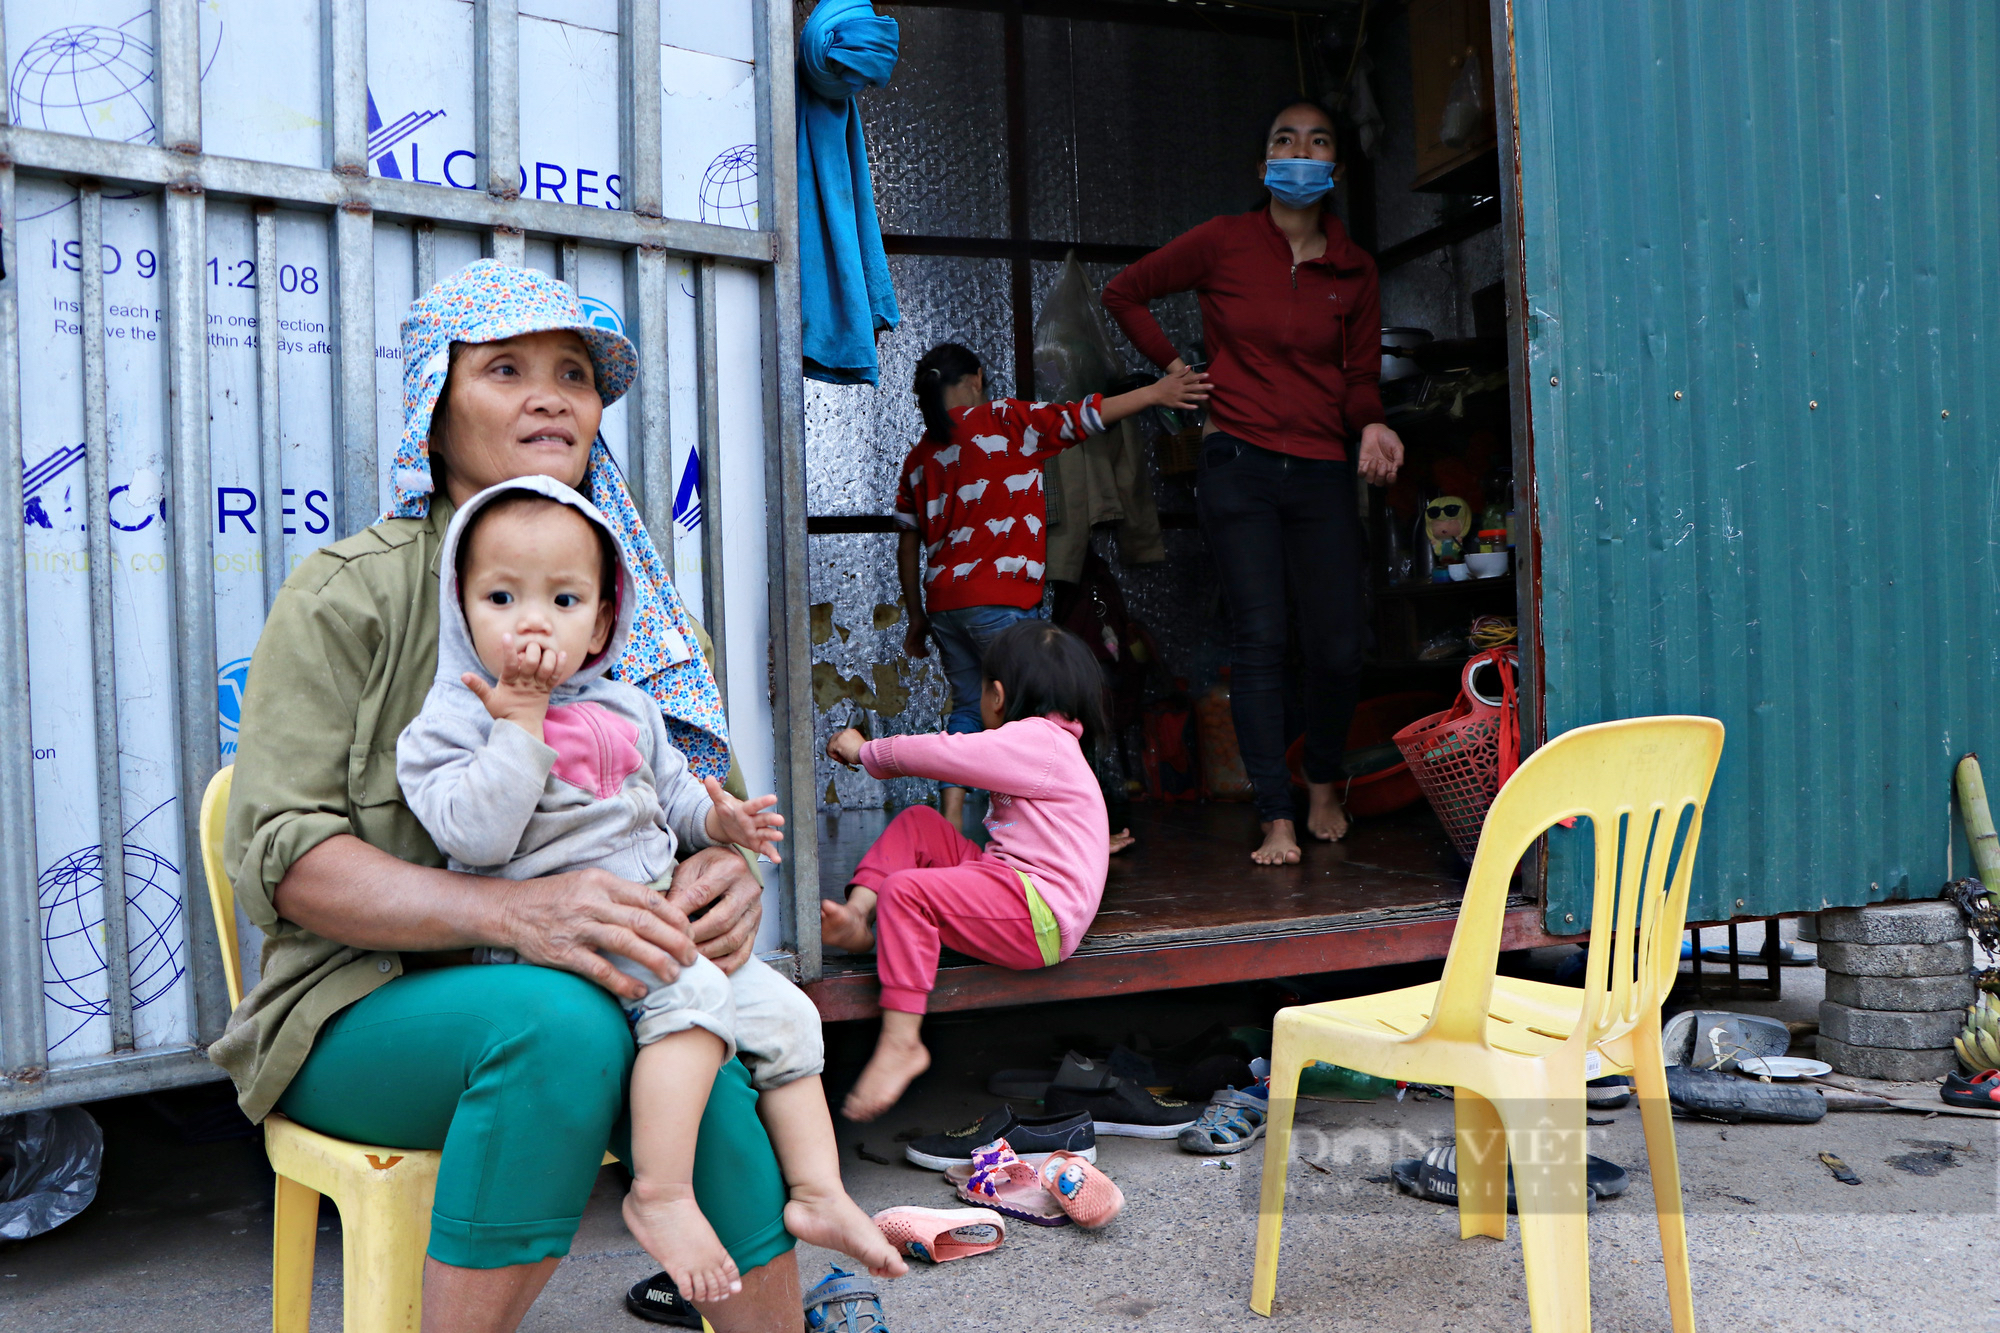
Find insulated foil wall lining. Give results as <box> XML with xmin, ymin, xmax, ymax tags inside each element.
<box><xmin>1020</xmin><ymin>17</ymin><xmax>1299</xmax><ymax>249</ymax></box>
<box><xmin>865</xmin><ymin>7</ymin><xmax>1010</xmax><ymax>238</ymax></box>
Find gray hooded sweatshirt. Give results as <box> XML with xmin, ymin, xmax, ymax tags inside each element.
<box><xmin>396</xmin><ymin>476</ymin><xmax>715</xmax><ymax>883</ymax></box>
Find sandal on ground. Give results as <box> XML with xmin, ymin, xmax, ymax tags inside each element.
<box><xmin>871</xmin><ymin>1205</ymin><xmax>1007</xmax><ymax>1263</ymax></box>
<box><xmin>1177</xmin><ymin>1085</ymin><xmax>1269</xmax><ymax>1154</ymax></box>
<box><xmin>804</xmin><ymin>1267</ymin><xmax>889</xmax><ymax>1333</ymax></box>
<box><xmin>1038</xmin><ymin>1150</ymin><xmax>1125</xmax><ymax>1229</ymax></box>
<box><xmin>1389</xmin><ymin>1143</ymin><xmax>1629</xmax><ymax>1214</ymax></box>
<box><xmin>1665</xmin><ymin>1063</ymin><xmax>1826</xmax><ymax>1123</ymax></box>
<box><xmin>945</xmin><ymin>1139</ymin><xmax>1070</xmax><ymax>1226</ymax></box>
<box><xmin>625</xmin><ymin>1272</ymin><xmax>703</xmax><ymax>1328</ymax></box>
<box><xmin>1943</xmin><ymin>1068</ymin><xmax>2000</xmax><ymax>1109</ymax></box>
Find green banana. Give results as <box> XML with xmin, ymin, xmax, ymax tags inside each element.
<box><xmin>1956</xmin><ymin>999</ymin><xmax>2000</xmax><ymax>1073</ymax></box>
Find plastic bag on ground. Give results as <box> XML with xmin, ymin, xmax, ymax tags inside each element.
<box><xmin>0</xmin><ymin>1106</ymin><xmax>104</xmax><ymax>1239</ymax></box>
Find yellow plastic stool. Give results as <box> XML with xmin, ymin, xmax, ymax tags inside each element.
<box><xmin>202</xmin><ymin>767</ymin><xmax>443</xmax><ymax>1332</ymax></box>
<box><xmin>201</xmin><ymin>768</ymin><xmax>641</xmax><ymax>1332</ymax></box>
<box><xmin>1249</xmin><ymin>716</ymin><xmax>1724</xmax><ymax>1333</ymax></box>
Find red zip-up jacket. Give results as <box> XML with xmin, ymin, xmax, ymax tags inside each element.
<box><xmin>1102</xmin><ymin>208</ymin><xmax>1384</xmax><ymax>462</ymax></box>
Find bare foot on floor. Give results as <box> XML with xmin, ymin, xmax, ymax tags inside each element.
<box><xmin>1306</xmin><ymin>782</ymin><xmax>1351</xmax><ymax>842</ymax></box>
<box><xmin>623</xmin><ymin>1179</ymin><xmax>742</xmax><ymax>1305</ymax></box>
<box><xmin>1253</xmin><ymin>818</ymin><xmax>1302</xmax><ymax>866</ymax></box>
<box><xmin>783</xmin><ymin>1185</ymin><xmax>909</xmax><ymax>1278</ymax></box>
<box><xmin>842</xmin><ymin>1035</ymin><xmax>931</xmax><ymax>1122</ymax></box>
<box><xmin>820</xmin><ymin>898</ymin><xmax>876</xmax><ymax>953</ymax></box>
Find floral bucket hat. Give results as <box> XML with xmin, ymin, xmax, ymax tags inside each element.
<box><xmin>387</xmin><ymin>259</ymin><xmax>731</xmax><ymax>780</ymax></box>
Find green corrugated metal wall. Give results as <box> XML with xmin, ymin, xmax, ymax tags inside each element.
<box><xmin>1511</xmin><ymin>1</ymin><xmax>2000</xmax><ymax>930</ymax></box>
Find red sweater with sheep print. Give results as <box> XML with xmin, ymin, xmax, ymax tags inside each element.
<box><xmin>893</xmin><ymin>395</ymin><xmax>1106</xmax><ymax>613</ymax></box>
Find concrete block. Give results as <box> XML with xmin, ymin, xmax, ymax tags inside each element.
<box><xmin>1818</xmin><ymin>1000</ymin><xmax>1967</xmax><ymax>1050</ymax></box>
<box><xmin>1813</xmin><ymin>900</ymin><xmax>1968</xmax><ymax>945</ymax></box>
<box><xmin>1814</xmin><ymin>1035</ymin><xmax>1956</xmax><ymax>1081</ymax></box>
<box><xmin>1817</xmin><ymin>938</ymin><xmax>1972</xmax><ymax>978</ymax></box>
<box><xmin>1825</xmin><ymin>970</ymin><xmax>1976</xmax><ymax>1012</ymax></box>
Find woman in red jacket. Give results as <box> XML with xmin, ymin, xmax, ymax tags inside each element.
<box><xmin>1103</xmin><ymin>99</ymin><xmax>1404</xmax><ymax>867</ymax></box>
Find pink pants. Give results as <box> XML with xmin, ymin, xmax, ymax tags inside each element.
<box><xmin>848</xmin><ymin>806</ymin><xmax>1045</xmax><ymax>1014</ymax></box>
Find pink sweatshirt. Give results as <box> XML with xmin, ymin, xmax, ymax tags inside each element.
<box><xmin>859</xmin><ymin>716</ymin><xmax>1110</xmax><ymax>950</ymax></box>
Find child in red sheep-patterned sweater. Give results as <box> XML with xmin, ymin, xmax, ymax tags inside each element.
<box><xmin>891</xmin><ymin>342</ymin><xmax>1208</xmax><ymax>827</ymax></box>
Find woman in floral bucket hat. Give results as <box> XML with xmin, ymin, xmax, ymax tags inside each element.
<box><xmin>210</xmin><ymin>261</ymin><xmax>802</xmax><ymax>1330</ymax></box>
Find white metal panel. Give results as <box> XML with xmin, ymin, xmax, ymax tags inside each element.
<box><xmin>1</xmin><ymin>0</ymin><xmax>799</xmax><ymax>1104</ymax></box>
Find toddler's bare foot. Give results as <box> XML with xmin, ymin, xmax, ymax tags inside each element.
<box><xmin>783</xmin><ymin>1184</ymin><xmax>909</xmax><ymax>1278</ymax></box>
<box><xmin>1305</xmin><ymin>782</ymin><xmax>1350</xmax><ymax>842</ymax></box>
<box><xmin>820</xmin><ymin>898</ymin><xmax>876</xmax><ymax>953</ymax></box>
<box><xmin>1252</xmin><ymin>818</ymin><xmax>1302</xmax><ymax>866</ymax></box>
<box><xmin>842</xmin><ymin>1032</ymin><xmax>930</xmax><ymax>1122</ymax></box>
<box><xmin>622</xmin><ymin>1178</ymin><xmax>741</xmax><ymax>1305</ymax></box>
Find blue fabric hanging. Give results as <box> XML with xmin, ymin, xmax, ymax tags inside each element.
<box><xmin>797</xmin><ymin>0</ymin><xmax>901</xmax><ymax>385</ymax></box>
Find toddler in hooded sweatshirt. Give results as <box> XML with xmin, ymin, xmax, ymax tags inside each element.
<box><xmin>396</xmin><ymin>477</ymin><xmax>902</xmax><ymax>1304</ymax></box>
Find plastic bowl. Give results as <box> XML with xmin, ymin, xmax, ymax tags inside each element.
<box><xmin>1465</xmin><ymin>551</ymin><xmax>1510</xmax><ymax>578</ymax></box>
<box><xmin>1447</xmin><ymin>563</ymin><xmax>1471</xmax><ymax>582</ymax></box>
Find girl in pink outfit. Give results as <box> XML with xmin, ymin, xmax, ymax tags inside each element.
<box><xmin>823</xmin><ymin>620</ymin><xmax>1110</xmax><ymax>1120</ymax></box>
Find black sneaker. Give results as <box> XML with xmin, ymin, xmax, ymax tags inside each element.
<box><xmin>1586</xmin><ymin>1075</ymin><xmax>1634</xmax><ymax>1110</ymax></box>
<box><xmin>1044</xmin><ymin>1079</ymin><xmax>1200</xmax><ymax>1138</ymax></box>
<box><xmin>902</xmin><ymin>1106</ymin><xmax>1096</xmax><ymax>1170</ymax></box>
<box><xmin>627</xmin><ymin>1272</ymin><xmax>702</xmax><ymax>1327</ymax></box>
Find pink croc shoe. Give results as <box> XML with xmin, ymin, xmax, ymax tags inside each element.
<box><xmin>1038</xmin><ymin>1150</ymin><xmax>1124</xmax><ymax>1229</ymax></box>
<box><xmin>870</xmin><ymin>1205</ymin><xmax>1006</xmax><ymax>1263</ymax></box>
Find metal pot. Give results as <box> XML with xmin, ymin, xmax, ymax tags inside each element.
<box><xmin>1380</xmin><ymin>327</ymin><xmax>1432</xmax><ymax>383</ymax></box>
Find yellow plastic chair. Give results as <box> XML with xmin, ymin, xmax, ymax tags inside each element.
<box><xmin>201</xmin><ymin>765</ymin><xmax>441</xmax><ymax>1332</ymax></box>
<box><xmin>1250</xmin><ymin>716</ymin><xmax>1724</xmax><ymax>1332</ymax></box>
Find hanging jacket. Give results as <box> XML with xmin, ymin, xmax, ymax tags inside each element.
<box><xmin>797</xmin><ymin>0</ymin><xmax>901</xmax><ymax>385</ymax></box>
<box><xmin>396</xmin><ymin>477</ymin><xmax>715</xmax><ymax>882</ymax></box>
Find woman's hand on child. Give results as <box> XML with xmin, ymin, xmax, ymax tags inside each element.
<box><xmin>665</xmin><ymin>848</ymin><xmax>764</xmax><ymax>975</ymax></box>
<box><xmin>463</xmin><ymin>634</ymin><xmax>568</xmax><ymax>736</ymax></box>
<box><xmin>827</xmin><ymin>727</ymin><xmax>866</xmax><ymax>769</ymax></box>
<box><xmin>703</xmin><ymin>778</ymin><xmax>786</xmax><ymax>864</ymax></box>
<box><xmin>499</xmin><ymin>867</ymin><xmax>698</xmax><ymax>1000</ymax></box>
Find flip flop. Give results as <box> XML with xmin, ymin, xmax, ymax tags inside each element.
<box><xmin>803</xmin><ymin>1267</ymin><xmax>890</xmax><ymax>1333</ymax></box>
<box><xmin>1038</xmin><ymin>1150</ymin><xmax>1125</xmax><ymax>1229</ymax></box>
<box><xmin>871</xmin><ymin>1205</ymin><xmax>1006</xmax><ymax>1263</ymax></box>
<box><xmin>1943</xmin><ymin>1068</ymin><xmax>2000</xmax><ymax>1109</ymax></box>
<box><xmin>945</xmin><ymin>1139</ymin><xmax>1071</xmax><ymax>1226</ymax></box>
<box><xmin>1389</xmin><ymin>1143</ymin><xmax>1629</xmax><ymax>1214</ymax></box>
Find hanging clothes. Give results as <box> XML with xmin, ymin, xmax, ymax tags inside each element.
<box><xmin>1041</xmin><ymin>416</ymin><xmax>1166</xmax><ymax>583</ymax></box>
<box><xmin>797</xmin><ymin>0</ymin><xmax>901</xmax><ymax>385</ymax></box>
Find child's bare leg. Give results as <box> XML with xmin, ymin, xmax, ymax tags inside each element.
<box><xmin>940</xmin><ymin>784</ymin><xmax>965</xmax><ymax>829</ymax></box>
<box><xmin>841</xmin><ymin>1009</ymin><xmax>930</xmax><ymax>1122</ymax></box>
<box><xmin>756</xmin><ymin>1077</ymin><xmax>908</xmax><ymax>1277</ymax></box>
<box><xmin>622</xmin><ymin>1029</ymin><xmax>742</xmax><ymax>1304</ymax></box>
<box><xmin>819</xmin><ymin>886</ymin><xmax>877</xmax><ymax>953</ymax></box>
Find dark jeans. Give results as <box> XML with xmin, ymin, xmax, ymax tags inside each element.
<box><xmin>1196</xmin><ymin>433</ymin><xmax>1367</xmax><ymax>822</ymax></box>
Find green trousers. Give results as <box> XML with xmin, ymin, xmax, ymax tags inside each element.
<box><xmin>277</xmin><ymin>964</ymin><xmax>794</xmax><ymax>1270</ymax></box>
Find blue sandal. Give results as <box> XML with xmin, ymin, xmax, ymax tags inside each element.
<box><xmin>804</xmin><ymin>1267</ymin><xmax>889</xmax><ymax>1333</ymax></box>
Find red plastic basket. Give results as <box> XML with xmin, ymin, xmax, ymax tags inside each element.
<box><xmin>1393</xmin><ymin>650</ymin><xmax>1520</xmax><ymax>859</ymax></box>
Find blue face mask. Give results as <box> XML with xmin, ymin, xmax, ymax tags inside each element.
<box><xmin>1264</xmin><ymin>157</ymin><xmax>1336</xmax><ymax>209</ymax></box>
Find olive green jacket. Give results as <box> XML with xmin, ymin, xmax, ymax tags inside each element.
<box><xmin>208</xmin><ymin>499</ymin><xmax>738</xmax><ymax>1121</ymax></box>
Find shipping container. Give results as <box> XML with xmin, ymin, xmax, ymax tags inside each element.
<box><xmin>8</xmin><ymin>0</ymin><xmax>1994</xmax><ymax>1108</ymax></box>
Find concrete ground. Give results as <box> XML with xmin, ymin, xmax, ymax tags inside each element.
<box><xmin>4</xmin><ymin>922</ymin><xmax>1995</xmax><ymax>1332</ymax></box>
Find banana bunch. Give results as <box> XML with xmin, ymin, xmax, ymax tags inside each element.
<box><xmin>1957</xmin><ymin>992</ymin><xmax>2000</xmax><ymax>1074</ymax></box>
